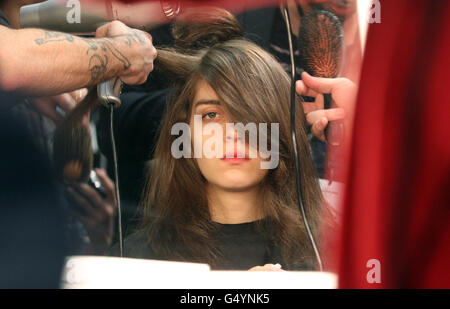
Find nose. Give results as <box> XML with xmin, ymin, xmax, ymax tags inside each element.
<box><xmin>225</xmin><ymin>125</ymin><xmax>244</xmax><ymax>142</ymax></box>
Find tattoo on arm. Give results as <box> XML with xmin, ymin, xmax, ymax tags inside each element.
<box><xmin>34</xmin><ymin>31</ymin><xmax>75</xmax><ymax>45</ymax></box>
<box><xmin>122</xmin><ymin>31</ymin><xmax>146</xmax><ymax>46</ymax></box>
<box><xmin>84</xmin><ymin>38</ymin><xmax>131</xmax><ymax>84</ymax></box>
<box><xmin>34</xmin><ymin>30</ymin><xmax>142</xmax><ymax>85</ymax></box>
<box><xmin>88</xmin><ymin>54</ymin><xmax>108</xmax><ymax>85</ymax></box>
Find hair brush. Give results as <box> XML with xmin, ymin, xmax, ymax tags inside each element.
<box><xmin>298</xmin><ymin>10</ymin><xmax>344</xmax><ymax>144</ymax></box>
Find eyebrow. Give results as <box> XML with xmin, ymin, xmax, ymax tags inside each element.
<box><xmin>194</xmin><ymin>100</ymin><xmax>221</xmax><ymax>108</ymax></box>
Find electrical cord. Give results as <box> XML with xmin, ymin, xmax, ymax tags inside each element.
<box><xmin>109</xmin><ymin>106</ymin><xmax>123</xmax><ymax>257</ymax></box>
<box><xmin>281</xmin><ymin>2</ymin><xmax>323</xmax><ymax>271</ymax></box>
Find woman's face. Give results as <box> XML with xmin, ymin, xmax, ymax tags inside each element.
<box><xmin>189</xmin><ymin>79</ymin><xmax>268</xmax><ymax>191</ymax></box>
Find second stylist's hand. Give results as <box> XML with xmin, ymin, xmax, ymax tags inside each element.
<box><xmin>66</xmin><ymin>169</ymin><xmax>116</xmax><ymax>254</ymax></box>
<box><xmin>296</xmin><ymin>72</ymin><xmax>357</xmax><ymax>143</ymax></box>
<box><xmin>95</xmin><ymin>21</ymin><xmax>157</xmax><ymax>85</ymax></box>
<box><xmin>248</xmin><ymin>264</ymin><xmax>284</xmax><ymax>272</ymax></box>
<box><xmin>29</xmin><ymin>88</ymin><xmax>88</xmax><ymax>125</ymax></box>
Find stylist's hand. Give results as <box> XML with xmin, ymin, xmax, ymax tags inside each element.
<box><xmin>248</xmin><ymin>264</ymin><xmax>284</xmax><ymax>272</ymax></box>
<box><xmin>296</xmin><ymin>72</ymin><xmax>357</xmax><ymax>143</ymax></box>
<box><xmin>95</xmin><ymin>20</ymin><xmax>157</xmax><ymax>85</ymax></box>
<box><xmin>29</xmin><ymin>88</ymin><xmax>88</xmax><ymax>125</ymax></box>
<box><xmin>66</xmin><ymin>169</ymin><xmax>116</xmax><ymax>254</ymax></box>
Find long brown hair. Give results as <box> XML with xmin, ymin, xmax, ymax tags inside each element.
<box><xmin>139</xmin><ymin>36</ymin><xmax>328</xmax><ymax>269</ymax></box>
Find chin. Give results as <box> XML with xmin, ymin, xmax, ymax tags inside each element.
<box><xmin>214</xmin><ymin>170</ymin><xmax>261</xmax><ymax>191</ymax></box>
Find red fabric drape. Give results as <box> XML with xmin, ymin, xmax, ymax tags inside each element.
<box><xmin>338</xmin><ymin>0</ymin><xmax>450</xmax><ymax>288</ymax></box>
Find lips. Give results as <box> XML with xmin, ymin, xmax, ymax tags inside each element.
<box><xmin>221</xmin><ymin>157</ymin><xmax>250</xmax><ymax>164</ymax></box>
<box><xmin>221</xmin><ymin>151</ymin><xmax>250</xmax><ymax>164</ymax></box>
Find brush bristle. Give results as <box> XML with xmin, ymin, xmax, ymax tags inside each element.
<box><xmin>298</xmin><ymin>10</ymin><xmax>344</xmax><ymax>78</ymax></box>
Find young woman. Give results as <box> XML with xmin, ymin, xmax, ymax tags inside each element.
<box><xmin>67</xmin><ymin>9</ymin><xmax>338</xmax><ymax>271</ymax></box>
<box><xmin>106</xmin><ymin>37</ymin><xmax>332</xmax><ymax>271</ymax></box>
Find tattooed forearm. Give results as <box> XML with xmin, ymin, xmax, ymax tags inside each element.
<box><xmin>34</xmin><ymin>29</ymin><xmax>139</xmax><ymax>85</ymax></box>
<box><xmin>34</xmin><ymin>31</ymin><xmax>75</xmax><ymax>45</ymax></box>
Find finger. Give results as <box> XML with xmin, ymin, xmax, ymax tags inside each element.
<box><xmin>301</xmin><ymin>94</ymin><xmax>325</xmax><ymax>114</ymax></box>
<box><xmin>264</xmin><ymin>263</ymin><xmax>282</xmax><ymax>270</ymax></box>
<box><xmin>315</xmin><ymin>93</ymin><xmax>325</xmax><ymax>110</ymax></box>
<box><xmin>141</xmin><ymin>31</ymin><xmax>153</xmax><ymax>43</ymax></box>
<box><xmin>95</xmin><ymin>22</ymin><xmax>111</xmax><ymax>38</ymax></box>
<box><xmin>296</xmin><ymin>80</ymin><xmax>320</xmax><ymax>98</ymax></box>
<box><xmin>74</xmin><ymin>183</ymin><xmax>112</xmax><ymax>218</ymax></box>
<box><xmin>248</xmin><ymin>266</ymin><xmax>264</xmax><ymax>272</ymax></box>
<box><xmin>306</xmin><ymin>108</ymin><xmax>346</xmax><ymax>125</ymax></box>
<box><xmin>52</xmin><ymin>94</ymin><xmax>76</xmax><ymax>113</ymax></box>
<box><xmin>104</xmin><ymin>20</ymin><xmax>129</xmax><ymax>37</ymax></box>
<box><xmin>66</xmin><ymin>186</ymin><xmax>102</xmax><ymax>222</ymax></box>
<box><xmin>249</xmin><ymin>265</ymin><xmax>283</xmax><ymax>272</ymax></box>
<box><xmin>69</xmin><ymin>88</ymin><xmax>88</xmax><ymax>103</ymax></box>
<box><xmin>75</xmin><ymin>184</ymin><xmax>114</xmax><ymax>222</ymax></box>
<box><xmin>95</xmin><ymin>169</ymin><xmax>116</xmax><ymax>206</ymax></box>
<box><xmin>312</xmin><ymin>118</ymin><xmax>328</xmax><ymax>142</ymax></box>
<box><xmin>301</xmin><ymin>71</ymin><xmax>348</xmax><ymax>94</ymax></box>
<box><xmin>34</xmin><ymin>100</ymin><xmax>64</xmax><ymax>124</ymax></box>
<box><xmin>323</xmin><ymin>108</ymin><xmax>346</xmax><ymax>121</ymax></box>
<box><xmin>301</xmin><ymin>102</ymin><xmax>318</xmax><ymax>114</ymax></box>
<box><xmin>68</xmin><ymin>208</ymin><xmax>96</xmax><ymax>228</ymax></box>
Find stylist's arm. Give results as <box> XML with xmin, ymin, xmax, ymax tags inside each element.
<box><xmin>0</xmin><ymin>21</ymin><xmax>157</xmax><ymax>96</ymax></box>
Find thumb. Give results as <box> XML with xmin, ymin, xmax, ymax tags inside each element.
<box><xmin>301</xmin><ymin>71</ymin><xmax>339</xmax><ymax>94</ymax></box>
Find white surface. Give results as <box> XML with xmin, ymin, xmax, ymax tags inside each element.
<box><xmin>61</xmin><ymin>256</ymin><xmax>337</xmax><ymax>289</ymax></box>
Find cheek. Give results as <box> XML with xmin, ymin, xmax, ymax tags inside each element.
<box><xmin>190</xmin><ymin>122</ymin><xmax>225</xmax><ymax>157</ymax></box>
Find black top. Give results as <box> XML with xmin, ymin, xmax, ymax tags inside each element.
<box><xmin>110</xmin><ymin>220</ymin><xmax>303</xmax><ymax>271</ymax></box>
